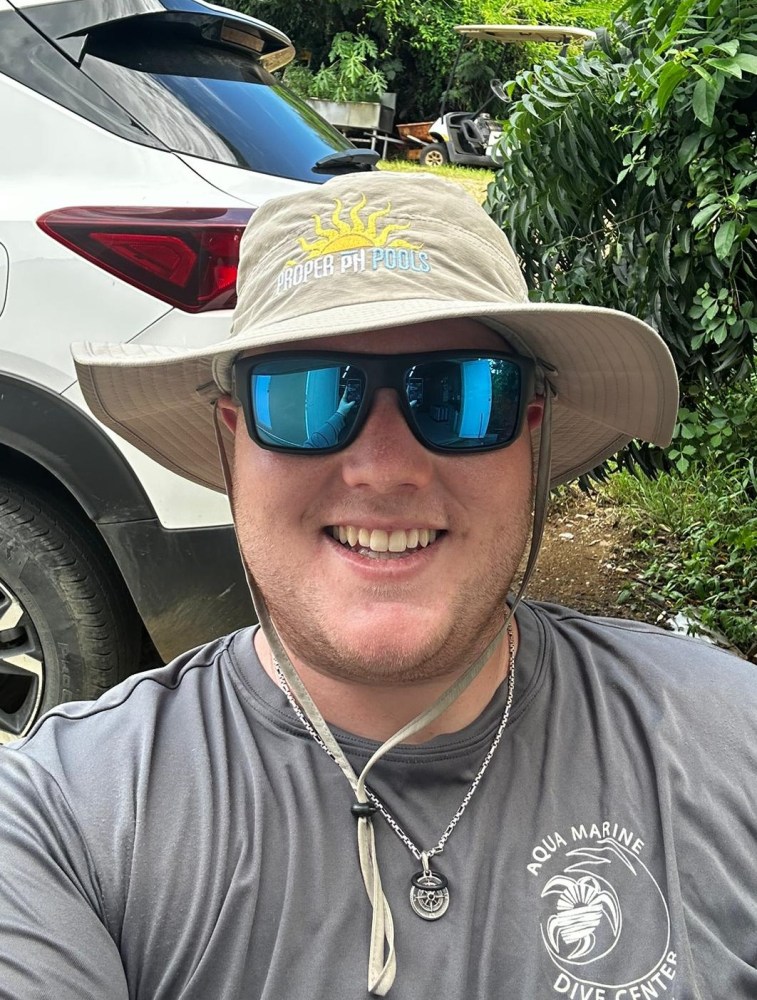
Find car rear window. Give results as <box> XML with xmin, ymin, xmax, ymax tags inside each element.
<box><xmin>81</xmin><ymin>21</ymin><xmax>352</xmax><ymax>182</ymax></box>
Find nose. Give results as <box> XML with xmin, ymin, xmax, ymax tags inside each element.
<box><xmin>340</xmin><ymin>389</ymin><xmax>434</xmax><ymax>492</ymax></box>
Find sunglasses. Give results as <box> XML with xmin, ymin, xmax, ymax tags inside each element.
<box><xmin>231</xmin><ymin>350</ymin><xmax>537</xmax><ymax>455</ymax></box>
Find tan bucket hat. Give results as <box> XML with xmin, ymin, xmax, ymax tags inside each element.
<box><xmin>72</xmin><ymin>171</ymin><xmax>679</xmax><ymax>488</ymax></box>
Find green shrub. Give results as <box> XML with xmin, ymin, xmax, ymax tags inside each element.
<box><xmin>486</xmin><ymin>0</ymin><xmax>757</xmax><ymax>476</ymax></box>
<box><xmin>283</xmin><ymin>32</ymin><xmax>388</xmax><ymax>103</ymax></box>
<box><xmin>605</xmin><ymin>458</ymin><xmax>756</xmax><ymax>659</ymax></box>
<box><xmin>670</xmin><ymin>374</ymin><xmax>757</xmax><ymax>473</ymax></box>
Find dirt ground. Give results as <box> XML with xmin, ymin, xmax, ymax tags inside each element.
<box><xmin>524</xmin><ymin>487</ymin><xmax>661</xmax><ymax>624</ymax></box>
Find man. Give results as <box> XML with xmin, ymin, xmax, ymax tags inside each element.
<box><xmin>0</xmin><ymin>173</ymin><xmax>755</xmax><ymax>999</ymax></box>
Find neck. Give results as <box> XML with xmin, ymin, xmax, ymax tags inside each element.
<box><xmin>253</xmin><ymin>621</ymin><xmax>518</xmax><ymax>744</ymax></box>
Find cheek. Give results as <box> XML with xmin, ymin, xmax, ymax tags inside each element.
<box><xmin>230</xmin><ymin>431</ymin><xmax>332</xmax><ymax>531</ymax></box>
<box><xmin>443</xmin><ymin>438</ymin><xmax>534</xmax><ymax>514</ymax></box>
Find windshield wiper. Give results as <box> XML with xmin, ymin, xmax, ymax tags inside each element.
<box><xmin>314</xmin><ymin>149</ymin><xmax>379</xmax><ymax>172</ymax></box>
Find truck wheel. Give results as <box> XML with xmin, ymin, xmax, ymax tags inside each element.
<box><xmin>0</xmin><ymin>478</ymin><xmax>141</xmax><ymax>745</ymax></box>
<box><xmin>419</xmin><ymin>143</ymin><xmax>449</xmax><ymax>167</ymax></box>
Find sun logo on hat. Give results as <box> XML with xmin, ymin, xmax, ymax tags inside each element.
<box><xmin>287</xmin><ymin>194</ymin><xmax>422</xmax><ymax>264</ymax></box>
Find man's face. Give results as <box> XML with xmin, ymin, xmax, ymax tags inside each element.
<box><xmin>219</xmin><ymin>319</ymin><xmax>542</xmax><ymax>686</ymax></box>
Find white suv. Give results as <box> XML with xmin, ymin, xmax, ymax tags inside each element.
<box><xmin>0</xmin><ymin>0</ymin><xmax>373</xmax><ymax>742</ymax></box>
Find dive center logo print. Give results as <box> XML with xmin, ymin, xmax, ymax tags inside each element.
<box><xmin>275</xmin><ymin>195</ymin><xmax>430</xmax><ymax>294</ymax></box>
<box><xmin>529</xmin><ymin>824</ymin><xmax>678</xmax><ymax>998</ymax></box>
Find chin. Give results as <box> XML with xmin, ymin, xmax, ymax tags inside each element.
<box><xmin>286</xmin><ymin>611</ymin><xmax>457</xmax><ymax>686</ymax></box>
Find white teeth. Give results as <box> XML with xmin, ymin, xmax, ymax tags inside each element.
<box><xmin>330</xmin><ymin>525</ymin><xmax>441</xmax><ymax>555</ymax></box>
<box><xmin>369</xmin><ymin>529</ymin><xmax>389</xmax><ymax>552</ymax></box>
<box><xmin>388</xmin><ymin>530</ymin><xmax>406</xmax><ymax>553</ymax></box>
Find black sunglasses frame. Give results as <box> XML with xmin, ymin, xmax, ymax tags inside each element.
<box><xmin>231</xmin><ymin>350</ymin><xmax>537</xmax><ymax>456</ymax></box>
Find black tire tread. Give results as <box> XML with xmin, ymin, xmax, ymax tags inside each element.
<box><xmin>0</xmin><ymin>477</ymin><xmax>140</xmax><ymax>704</ymax></box>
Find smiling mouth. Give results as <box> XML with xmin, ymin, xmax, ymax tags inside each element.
<box><xmin>329</xmin><ymin>525</ymin><xmax>442</xmax><ymax>559</ymax></box>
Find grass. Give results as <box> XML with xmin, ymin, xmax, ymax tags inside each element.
<box><xmin>601</xmin><ymin>466</ymin><xmax>757</xmax><ymax>660</ymax></box>
<box><xmin>377</xmin><ymin>159</ymin><xmax>495</xmax><ymax>205</ymax></box>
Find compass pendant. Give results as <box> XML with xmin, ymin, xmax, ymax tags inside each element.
<box><xmin>410</xmin><ymin>869</ymin><xmax>450</xmax><ymax>920</ymax></box>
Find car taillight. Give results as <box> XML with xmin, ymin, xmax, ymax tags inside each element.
<box><xmin>37</xmin><ymin>207</ymin><xmax>254</xmax><ymax>312</ymax></box>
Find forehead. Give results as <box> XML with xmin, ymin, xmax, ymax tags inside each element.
<box><xmin>242</xmin><ymin>318</ymin><xmax>509</xmax><ymax>358</ymax></box>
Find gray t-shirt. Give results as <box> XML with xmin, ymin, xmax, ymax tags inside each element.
<box><xmin>0</xmin><ymin>601</ymin><xmax>755</xmax><ymax>999</ymax></box>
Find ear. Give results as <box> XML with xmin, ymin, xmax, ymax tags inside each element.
<box><xmin>216</xmin><ymin>396</ymin><xmax>239</xmax><ymax>434</ymax></box>
<box><xmin>526</xmin><ymin>396</ymin><xmax>545</xmax><ymax>431</ymax></box>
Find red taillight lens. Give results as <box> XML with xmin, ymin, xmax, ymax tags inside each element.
<box><xmin>37</xmin><ymin>207</ymin><xmax>254</xmax><ymax>312</ymax></box>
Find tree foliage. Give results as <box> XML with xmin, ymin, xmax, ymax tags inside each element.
<box><xmin>224</xmin><ymin>0</ymin><xmax>618</xmax><ymax>119</ymax></box>
<box><xmin>486</xmin><ymin>0</ymin><xmax>757</xmax><ymax>474</ymax></box>
<box><xmin>284</xmin><ymin>32</ymin><xmax>389</xmax><ymax>102</ymax></box>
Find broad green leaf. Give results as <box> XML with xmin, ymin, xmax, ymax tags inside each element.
<box><xmin>678</xmin><ymin>132</ymin><xmax>702</xmax><ymax>166</ymax></box>
<box><xmin>534</xmin><ymin>94</ymin><xmax>567</xmax><ymax>111</ymax></box>
<box><xmin>734</xmin><ymin>53</ymin><xmax>757</xmax><ymax>75</ymax></box>
<box><xmin>538</xmin><ymin>79</ymin><xmax>579</xmax><ymax>103</ymax></box>
<box><xmin>734</xmin><ymin>171</ymin><xmax>757</xmax><ymax>192</ymax></box>
<box><xmin>714</xmin><ymin>219</ymin><xmax>736</xmax><ymax>259</ymax></box>
<box><xmin>699</xmin><ymin>191</ymin><xmax>721</xmax><ymax>207</ymax></box>
<box><xmin>521</xmin><ymin>94</ymin><xmax>539</xmax><ymax>118</ymax></box>
<box><xmin>715</xmin><ymin>40</ymin><xmax>739</xmax><ymax>57</ymax></box>
<box><xmin>657</xmin><ymin>62</ymin><xmax>689</xmax><ymax>110</ymax></box>
<box><xmin>691</xmin><ymin>64</ymin><xmax>714</xmax><ymax>82</ymax></box>
<box><xmin>707</xmin><ymin>57</ymin><xmax>742</xmax><ymax>77</ymax></box>
<box><xmin>692</xmin><ymin>77</ymin><xmax>716</xmax><ymax>124</ymax></box>
<box><xmin>691</xmin><ymin>203</ymin><xmax>720</xmax><ymax>228</ymax></box>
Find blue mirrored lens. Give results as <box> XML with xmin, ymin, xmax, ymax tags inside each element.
<box><xmin>404</xmin><ymin>357</ymin><xmax>522</xmax><ymax>449</ymax></box>
<box><xmin>251</xmin><ymin>364</ymin><xmax>364</xmax><ymax>449</ymax></box>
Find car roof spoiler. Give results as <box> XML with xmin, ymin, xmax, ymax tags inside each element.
<box><xmin>9</xmin><ymin>0</ymin><xmax>295</xmax><ymax>71</ymax></box>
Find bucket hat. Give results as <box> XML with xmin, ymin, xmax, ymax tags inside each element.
<box><xmin>73</xmin><ymin>171</ymin><xmax>679</xmax><ymax>487</ymax></box>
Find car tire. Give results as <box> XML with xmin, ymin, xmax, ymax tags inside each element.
<box><xmin>0</xmin><ymin>478</ymin><xmax>141</xmax><ymax>744</ymax></box>
<box><xmin>419</xmin><ymin>143</ymin><xmax>449</xmax><ymax>167</ymax></box>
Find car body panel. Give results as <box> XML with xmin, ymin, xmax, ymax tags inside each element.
<box><xmin>62</xmin><ymin>382</ymin><xmax>233</xmax><ymax>529</ymax></box>
<box><xmin>0</xmin><ymin>244</ymin><xmax>8</xmax><ymax>315</ymax></box>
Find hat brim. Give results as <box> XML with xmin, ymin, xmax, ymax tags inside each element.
<box><xmin>73</xmin><ymin>297</ymin><xmax>678</xmax><ymax>491</ymax></box>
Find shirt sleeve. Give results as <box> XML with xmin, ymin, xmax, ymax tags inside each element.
<box><xmin>303</xmin><ymin>412</ymin><xmax>346</xmax><ymax>449</ymax></box>
<box><xmin>0</xmin><ymin>750</ymin><xmax>129</xmax><ymax>1000</ymax></box>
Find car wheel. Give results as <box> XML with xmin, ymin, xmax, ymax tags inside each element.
<box><xmin>419</xmin><ymin>143</ymin><xmax>449</xmax><ymax>167</ymax></box>
<box><xmin>0</xmin><ymin>478</ymin><xmax>141</xmax><ymax>745</ymax></box>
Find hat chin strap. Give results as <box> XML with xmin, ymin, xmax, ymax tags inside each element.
<box><xmin>212</xmin><ymin>385</ymin><xmax>554</xmax><ymax>996</ymax></box>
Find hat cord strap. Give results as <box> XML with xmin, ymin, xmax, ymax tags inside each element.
<box><xmin>211</xmin><ymin>387</ymin><xmax>554</xmax><ymax>996</ymax></box>
<box><xmin>522</xmin><ymin>380</ymin><xmax>554</xmax><ymax>591</ymax></box>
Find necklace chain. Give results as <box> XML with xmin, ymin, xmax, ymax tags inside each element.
<box><xmin>275</xmin><ymin>626</ymin><xmax>516</xmax><ymax>863</ymax></box>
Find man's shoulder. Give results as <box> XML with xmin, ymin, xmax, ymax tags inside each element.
<box><xmin>524</xmin><ymin>598</ymin><xmax>755</xmax><ymax>699</ymax></box>
<box><xmin>5</xmin><ymin>629</ymin><xmax>253</xmax><ymax>772</ymax></box>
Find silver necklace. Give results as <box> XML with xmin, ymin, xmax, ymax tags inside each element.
<box><xmin>275</xmin><ymin>625</ymin><xmax>516</xmax><ymax>921</ymax></box>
